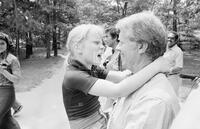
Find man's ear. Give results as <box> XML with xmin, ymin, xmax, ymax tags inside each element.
<box><xmin>138</xmin><ymin>43</ymin><xmax>148</xmax><ymax>54</ymax></box>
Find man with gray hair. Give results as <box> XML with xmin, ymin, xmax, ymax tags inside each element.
<box><xmin>108</xmin><ymin>11</ymin><xmax>180</xmax><ymax>129</ymax></box>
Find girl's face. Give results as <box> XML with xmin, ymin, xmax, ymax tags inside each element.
<box><xmin>0</xmin><ymin>39</ymin><xmax>7</xmax><ymax>53</ymax></box>
<box><xmin>80</xmin><ymin>29</ymin><xmax>105</xmax><ymax>66</ymax></box>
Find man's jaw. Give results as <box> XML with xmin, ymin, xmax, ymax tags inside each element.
<box><xmin>131</xmin><ymin>57</ymin><xmax>152</xmax><ymax>73</ymax></box>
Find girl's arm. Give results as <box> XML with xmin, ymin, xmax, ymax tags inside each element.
<box><xmin>88</xmin><ymin>57</ymin><xmax>174</xmax><ymax>97</ymax></box>
<box><xmin>106</xmin><ymin>70</ymin><xmax>132</xmax><ymax>83</ymax></box>
<box><xmin>0</xmin><ymin>69</ymin><xmax>21</xmax><ymax>83</ymax></box>
<box><xmin>0</xmin><ymin>57</ymin><xmax>21</xmax><ymax>84</ymax></box>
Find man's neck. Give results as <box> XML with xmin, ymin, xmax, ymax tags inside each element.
<box><xmin>133</xmin><ymin>57</ymin><xmax>152</xmax><ymax>73</ymax></box>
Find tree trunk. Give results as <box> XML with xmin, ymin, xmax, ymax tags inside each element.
<box><xmin>29</xmin><ymin>32</ymin><xmax>33</xmax><ymax>55</ymax></box>
<box><xmin>173</xmin><ymin>0</ymin><xmax>177</xmax><ymax>33</ymax></box>
<box><xmin>173</xmin><ymin>0</ymin><xmax>181</xmax><ymax>47</ymax></box>
<box><xmin>25</xmin><ymin>32</ymin><xmax>33</xmax><ymax>59</ymax></box>
<box><xmin>58</xmin><ymin>28</ymin><xmax>61</xmax><ymax>49</ymax></box>
<box><xmin>45</xmin><ymin>32</ymin><xmax>51</xmax><ymax>58</ymax></box>
<box><xmin>45</xmin><ymin>0</ymin><xmax>51</xmax><ymax>58</ymax></box>
<box><xmin>116</xmin><ymin>0</ymin><xmax>120</xmax><ymax>13</ymax></box>
<box><xmin>16</xmin><ymin>30</ymin><xmax>20</xmax><ymax>58</ymax></box>
<box><xmin>52</xmin><ymin>0</ymin><xmax>57</xmax><ymax>56</ymax></box>
<box><xmin>13</xmin><ymin>0</ymin><xmax>20</xmax><ymax>58</ymax></box>
<box><xmin>46</xmin><ymin>14</ymin><xmax>51</xmax><ymax>58</ymax></box>
<box><xmin>52</xmin><ymin>25</ymin><xmax>57</xmax><ymax>56</ymax></box>
<box><xmin>122</xmin><ymin>1</ymin><xmax>128</xmax><ymax>16</ymax></box>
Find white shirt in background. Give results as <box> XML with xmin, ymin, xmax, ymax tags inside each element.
<box><xmin>166</xmin><ymin>44</ymin><xmax>183</xmax><ymax>95</ymax></box>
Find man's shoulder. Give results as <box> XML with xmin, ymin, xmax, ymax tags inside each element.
<box><xmin>142</xmin><ymin>88</ymin><xmax>176</xmax><ymax>102</ymax></box>
<box><xmin>138</xmin><ymin>84</ymin><xmax>179</xmax><ymax>111</ymax></box>
<box><xmin>171</xmin><ymin>45</ymin><xmax>183</xmax><ymax>54</ymax></box>
<box><xmin>136</xmin><ymin>76</ymin><xmax>178</xmax><ymax>104</ymax></box>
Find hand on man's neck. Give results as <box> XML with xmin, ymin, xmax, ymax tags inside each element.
<box><xmin>132</xmin><ymin>56</ymin><xmax>152</xmax><ymax>73</ymax></box>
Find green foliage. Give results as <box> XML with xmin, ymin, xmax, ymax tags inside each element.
<box><xmin>0</xmin><ymin>0</ymin><xmax>199</xmax><ymax>55</ymax></box>
<box><xmin>76</xmin><ymin>0</ymin><xmax>121</xmax><ymax>24</ymax></box>
<box><xmin>0</xmin><ymin>0</ymin><xmax>79</xmax><ymax>46</ymax></box>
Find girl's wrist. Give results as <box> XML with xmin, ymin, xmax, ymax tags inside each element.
<box><xmin>150</xmin><ymin>60</ymin><xmax>161</xmax><ymax>74</ymax></box>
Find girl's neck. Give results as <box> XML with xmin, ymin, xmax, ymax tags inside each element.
<box><xmin>71</xmin><ymin>56</ymin><xmax>92</xmax><ymax>70</ymax></box>
<box><xmin>77</xmin><ymin>58</ymin><xmax>92</xmax><ymax>70</ymax></box>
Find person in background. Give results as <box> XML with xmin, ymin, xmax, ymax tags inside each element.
<box><xmin>99</xmin><ymin>27</ymin><xmax>121</xmax><ymax>118</ymax></box>
<box><xmin>62</xmin><ymin>24</ymin><xmax>174</xmax><ymax>129</ymax></box>
<box><xmin>166</xmin><ymin>31</ymin><xmax>183</xmax><ymax>97</ymax></box>
<box><xmin>108</xmin><ymin>11</ymin><xmax>180</xmax><ymax>129</ymax></box>
<box><xmin>101</xmin><ymin>27</ymin><xmax>121</xmax><ymax>70</ymax></box>
<box><xmin>0</xmin><ymin>32</ymin><xmax>21</xmax><ymax>129</ymax></box>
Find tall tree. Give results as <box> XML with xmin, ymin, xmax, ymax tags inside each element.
<box><xmin>52</xmin><ymin>0</ymin><xmax>57</xmax><ymax>56</ymax></box>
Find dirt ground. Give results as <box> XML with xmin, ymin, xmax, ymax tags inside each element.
<box><xmin>15</xmin><ymin>48</ymin><xmax>67</xmax><ymax>92</ymax></box>
<box><xmin>16</xmin><ymin>63</ymin><xmax>70</xmax><ymax>129</ymax></box>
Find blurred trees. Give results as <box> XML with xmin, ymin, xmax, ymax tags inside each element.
<box><xmin>155</xmin><ymin>0</ymin><xmax>200</xmax><ymax>49</ymax></box>
<box><xmin>0</xmin><ymin>0</ymin><xmax>79</xmax><ymax>59</ymax></box>
<box><xmin>0</xmin><ymin>0</ymin><xmax>199</xmax><ymax>60</ymax></box>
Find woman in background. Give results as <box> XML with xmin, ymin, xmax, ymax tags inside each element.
<box><xmin>0</xmin><ymin>32</ymin><xmax>21</xmax><ymax>129</ymax></box>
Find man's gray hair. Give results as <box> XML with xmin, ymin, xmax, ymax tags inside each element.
<box><xmin>116</xmin><ymin>11</ymin><xmax>167</xmax><ymax>61</ymax></box>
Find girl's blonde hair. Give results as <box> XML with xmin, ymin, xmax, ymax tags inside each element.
<box><xmin>66</xmin><ymin>24</ymin><xmax>104</xmax><ymax>56</ymax></box>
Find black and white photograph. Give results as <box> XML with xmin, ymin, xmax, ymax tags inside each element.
<box><xmin>0</xmin><ymin>0</ymin><xmax>200</xmax><ymax>129</ymax></box>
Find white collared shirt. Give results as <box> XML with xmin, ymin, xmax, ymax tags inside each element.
<box><xmin>108</xmin><ymin>74</ymin><xmax>180</xmax><ymax>129</ymax></box>
<box><xmin>166</xmin><ymin>44</ymin><xmax>183</xmax><ymax>95</ymax></box>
